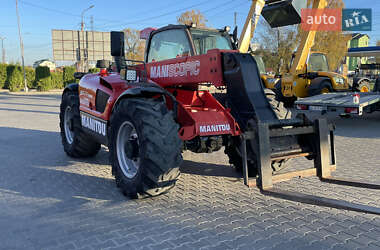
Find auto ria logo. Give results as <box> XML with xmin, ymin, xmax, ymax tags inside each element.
<box><xmin>301</xmin><ymin>8</ymin><xmax>372</xmax><ymax>31</ymax></box>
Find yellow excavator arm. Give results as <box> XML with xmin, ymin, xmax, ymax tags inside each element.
<box><xmin>238</xmin><ymin>0</ymin><xmax>266</xmax><ymax>53</ymax></box>
<box><xmin>290</xmin><ymin>0</ymin><xmax>327</xmax><ymax>74</ymax></box>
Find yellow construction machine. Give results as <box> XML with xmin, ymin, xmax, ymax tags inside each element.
<box><xmin>239</xmin><ymin>0</ymin><xmax>370</xmax><ymax>106</ymax></box>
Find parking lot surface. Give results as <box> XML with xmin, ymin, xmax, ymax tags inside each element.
<box><xmin>1</xmin><ymin>92</ymin><xmax>380</xmax><ymax>250</ymax></box>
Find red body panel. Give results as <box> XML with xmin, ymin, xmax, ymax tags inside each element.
<box><xmin>167</xmin><ymin>89</ymin><xmax>240</xmax><ymax>140</ymax></box>
<box><xmin>145</xmin><ymin>49</ymin><xmax>230</xmax><ymax>88</ymax></box>
<box><xmin>79</xmin><ymin>73</ymin><xmax>128</xmax><ymax>121</ymax></box>
<box><xmin>78</xmin><ymin>49</ymin><xmax>241</xmax><ymax>141</ymax></box>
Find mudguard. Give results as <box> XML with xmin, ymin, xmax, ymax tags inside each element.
<box><xmin>63</xmin><ymin>83</ymin><xmax>79</xmax><ymax>95</ymax></box>
<box><xmin>309</xmin><ymin>77</ymin><xmax>331</xmax><ymax>87</ymax></box>
<box><xmin>113</xmin><ymin>83</ymin><xmax>178</xmax><ymax>118</ymax></box>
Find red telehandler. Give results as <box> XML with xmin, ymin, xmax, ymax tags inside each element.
<box><xmin>59</xmin><ymin>0</ymin><xmax>380</xmax><ymax>214</ymax></box>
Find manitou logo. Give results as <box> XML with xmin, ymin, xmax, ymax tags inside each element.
<box><xmin>81</xmin><ymin>114</ymin><xmax>106</xmax><ymax>136</ymax></box>
<box><xmin>150</xmin><ymin>60</ymin><xmax>200</xmax><ymax>79</ymax></box>
<box><xmin>199</xmin><ymin>124</ymin><xmax>231</xmax><ymax>133</ymax></box>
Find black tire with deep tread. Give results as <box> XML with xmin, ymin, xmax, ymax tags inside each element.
<box><xmin>59</xmin><ymin>91</ymin><xmax>101</xmax><ymax>157</ymax></box>
<box><xmin>374</xmin><ymin>78</ymin><xmax>380</xmax><ymax>92</ymax></box>
<box><xmin>109</xmin><ymin>98</ymin><xmax>183</xmax><ymax>199</ymax></box>
<box><xmin>356</xmin><ymin>80</ymin><xmax>371</xmax><ymax>92</ymax></box>
<box><xmin>308</xmin><ymin>80</ymin><xmax>333</xmax><ymax>96</ymax></box>
<box><xmin>224</xmin><ymin>89</ymin><xmax>291</xmax><ymax>176</ymax></box>
<box><xmin>274</xmin><ymin>81</ymin><xmax>297</xmax><ymax>107</ymax></box>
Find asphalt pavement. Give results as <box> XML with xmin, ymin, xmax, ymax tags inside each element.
<box><xmin>0</xmin><ymin>91</ymin><xmax>380</xmax><ymax>250</ymax></box>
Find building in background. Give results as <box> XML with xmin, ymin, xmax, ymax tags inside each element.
<box><xmin>33</xmin><ymin>59</ymin><xmax>56</xmax><ymax>71</ymax></box>
<box><xmin>346</xmin><ymin>33</ymin><xmax>370</xmax><ymax>72</ymax></box>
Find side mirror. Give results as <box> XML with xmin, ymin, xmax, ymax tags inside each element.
<box><xmin>111</xmin><ymin>31</ymin><xmax>125</xmax><ymax>57</ymax></box>
<box><xmin>74</xmin><ymin>72</ymin><xmax>86</xmax><ymax>80</ymax></box>
<box><xmin>232</xmin><ymin>26</ymin><xmax>238</xmax><ymax>47</ymax></box>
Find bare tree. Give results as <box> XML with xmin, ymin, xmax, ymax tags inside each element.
<box><xmin>177</xmin><ymin>10</ymin><xmax>207</xmax><ymax>27</ymax></box>
<box><xmin>257</xmin><ymin>19</ymin><xmax>298</xmax><ymax>74</ymax></box>
<box><xmin>258</xmin><ymin>0</ymin><xmax>349</xmax><ymax>73</ymax></box>
<box><xmin>122</xmin><ymin>28</ymin><xmax>145</xmax><ymax>61</ymax></box>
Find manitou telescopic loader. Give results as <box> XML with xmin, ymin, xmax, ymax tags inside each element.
<box><xmin>59</xmin><ymin>0</ymin><xmax>380</xmax><ymax>215</ymax></box>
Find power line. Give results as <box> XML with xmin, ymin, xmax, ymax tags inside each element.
<box><xmin>207</xmin><ymin>0</ymin><xmax>249</xmax><ymax>18</ymax></box>
<box><xmin>93</xmin><ymin>0</ymin><xmax>197</xmax><ymax>28</ymax></box>
<box><xmin>97</xmin><ymin>0</ymin><xmax>220</xmax><ymax>29</ymax></box>
<box><xmin>19</xmin><ymin>0</ymin><xmax>81</xmax><ymax>18</ymax></box>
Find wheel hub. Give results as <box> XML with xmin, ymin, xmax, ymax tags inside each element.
<box><xmin>64</xmin><ymin>106</ymin><xmax>75</xmax><ymax>144</ymax></box>
<box><xmin>116</xmin><ymin>121</ymin><xmax>140</xmax><ymax>179</ymax></box>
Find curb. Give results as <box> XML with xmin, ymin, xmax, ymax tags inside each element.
<box><xmin>0</xmin><ymin>89</ymin><xmax>63</xmax><ymax>95</ymax></box>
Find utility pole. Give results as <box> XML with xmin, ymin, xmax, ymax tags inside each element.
<box><xmin>15</xmin><ymin>0</ymin><xmax>27</xmax><ymax>92</ymax></box>
<box><xmin>0</xmin><ymin>36</ymin><xmax>5</xmax><ymax>64</ymax></box>
<box><xmin>91</xmin><ymin>16</ymin><xmax>94</xmax><ymax>31</ymax></box>
<box><xmin>234</xmin><ymin>12</ymin><xmax>237</xmax><ymax>28</ymax></box>
<box><xmin>80</xmin><ymin>5</ymin><xmax>94</xmax><ymax>72</ymax></box>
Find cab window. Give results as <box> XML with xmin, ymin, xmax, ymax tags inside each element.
<box><xmin>190</xmin><ymin>29</ymin><xmax>232</xmax><ymax>55</ymax></box>
<box><xmin>147</xmin><ymin>29</ymin><xmax>191</xmax><ymax>62</ymax></box>
<box><xmin>309</xmin><ymin>53</ymin><xmax>329</xmax><ymax>72</ymax></box>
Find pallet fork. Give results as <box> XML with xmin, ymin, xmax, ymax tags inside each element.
<box><xmin>241</xmin><ymin>119</ymin><xmax>380</xmax><ymax>215</ymax></box>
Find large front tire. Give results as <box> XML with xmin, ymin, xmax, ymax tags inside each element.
<box><xmin>274</xmin><ymin>81</ymin><xmax>297</xmax><ymax>107</ymax></box>
<box><xmin>357</xmin><ymin>80</ymin><xmax>371</xmax><ymax>92</ymax></box>
<box><xmin>308</xmin><ymin>80</ymin><xmax>333</xmax><ymax>96</ymax></box>
<box><xmin>59</xmin><ymin>91</ymin><xmax>101</xmax><ymax>157</ymax></box>
<box><xmin>109</xmin><ymin>98</ymin><xmax>183</xmax><ymax>199</ymax></box>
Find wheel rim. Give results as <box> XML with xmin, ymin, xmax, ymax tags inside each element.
<box><xmin>64</xmin><ymin>106</ymin><xmax>74</xmax><ymax>144</ymax></box>
<box><xmin>360</xmin><ymin>86</ymin><xmax>369</xmax><ymax>92</ymax></box>
<box><xmin>321</xmin><ymin>88</ymin><xmax>330</xmax><ymax>94</ymax></box>
<box><xmin>116</xmin><ymin>121</ymin><xmax>140</xmax><ymax>179</ymax></box>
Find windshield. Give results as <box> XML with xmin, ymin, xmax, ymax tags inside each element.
<box><xmin>190</xmin><ymin>29</ymin><xmax>232</xmax><ymax>55</ymax></box>
<box><xmin>253</xmin><ymin>55</ymin><xmax>266</xmax><ymax>74</ymax></box>
<box><xmin>308</xmin><ymin>53</ymin><xmax>329</xmax><ymax>72</ymax></box>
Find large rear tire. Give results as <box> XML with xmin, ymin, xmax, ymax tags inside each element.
<box><xmin>59</xmin><ymin>91</ymin><xmax>101</xmax><ymax>157</ymax></box>
<box><xmin>109</xmin><ymin>98</ymin><xmax>183</xmax><ymax>199</ymax></box>
<box><xmin>225</xmin><ymin>89</ymin><xmax>291</xmax><ymax>177</ymax></box>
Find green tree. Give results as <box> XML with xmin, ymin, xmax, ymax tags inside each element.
<box><xmin>51</xmin><ymin>71</ymin><xmax>64</xmax><ymax>89</ymax></box>
<box><xmin>25</xmin><ymin>67</ymin><xmax>36</xmax><ymax>89</ymax></box>
<box><xmin>0</xmin><ymin>64</ymin><xmax>7</xmax><ymax>89</ymax></box>
<box><xmin>63</xmin><ymin>66</ymin><xmax>76</xmax><ymax>86</ymax></box>
<box><xmin>35</xmin><ymin>66</ymin><xmax>52</xmax><ymax>91</ymax></box>
<box><xmin>7</xmin><ymin>65</ymin><xmax>23</xmax><ymax>92</ymax></box>
<box><xmin>88</xmin><ymin>68</ymin><xmax>100</xmax><ymax>73</ymax></box>
<box><xmin>177</xmin><ymin>10</ymin><xmax>207</xmax><ymax>27</ymax></box>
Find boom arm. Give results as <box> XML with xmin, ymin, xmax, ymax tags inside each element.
<box><xmin>238</xmin><ymin>0</ymin><xmax>266</xmax><ymax>53</ymax></box>
<box><xmin>289</xmin><ymin>0</ymin><xmax>327</xmax><ymax>74</ymax></box>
